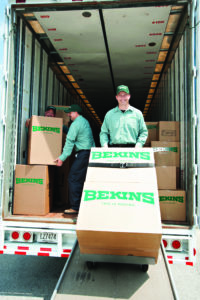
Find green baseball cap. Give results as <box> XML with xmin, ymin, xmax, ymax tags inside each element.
<box><xmin>116</xmin><ymin>85</ymin><xmax>130</xmax><ymax>95</ymax></box>
<box><xmin>64</xmin><ymin>104</ymin><xmax>82</xmax><ymax>113</ymax></box>
<box><xmin>46</xmin><ymin>105</ymin><xmax>56</xmax><ymax>113</ymax></box>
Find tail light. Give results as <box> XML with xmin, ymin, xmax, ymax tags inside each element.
<box><xmin>9</xmin><ymin>231</ymin><xmax>33</xmax><ymax>242</ymax></box>
<box><xmin>11</xmin><ymin>231</ymin><xmax>20</xmax><ymax>240</ymax></box>
<box><xmin>163</xmin><ymin>239</ymin><xmax>168</xmax><ymax>248</ymax></box>
<box><xmin>171</xmin><ymin>240</ymin><xmax>181</xmax><ymax>250</ymax></box>
<box><xmin>23</xmin><ymin>232</ymin><xmax>32</xmax><ymax>241</ymax></box>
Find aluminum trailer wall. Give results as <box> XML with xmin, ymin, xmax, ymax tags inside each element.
<box><xmin>148</xmin><ymin>15</ymin><xmax>198</xmax><ymax>227</ymax></box>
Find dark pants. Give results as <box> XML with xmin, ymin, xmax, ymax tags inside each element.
<box><xmin>68</xmin><ymin>150</ymin><xmax>90</xmax><ymax>211</ymax></box>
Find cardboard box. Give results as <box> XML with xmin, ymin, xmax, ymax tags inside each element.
<box><xmin>86</xmin><ymin>167</ymin><xmax>158</xmax><ymax>186</ymax></box>
<box><xmin>77</xmin><ymin>181</ymin><xmax>162</xmax><ymax>262</ymax></box>
<box><xmin>145</xmin><ymin>122</ymin><xmax>158</xmax><ymax>146</ymax></box>
<box><xmin>51</xmin><ymin>105</ymin><xmax>70</xmax><ymax>126</ymax></box>
<box><xmin>151</xmin><ymin>141</ymin><xmax>180</xmax><ymax>167</ymax></box>
<box><xmin>156</xmin><ymin>166</ymin><xmax>176</xmax><ymax>189</ymax></box>
<box><xmin>159</xmin><ymin>121</ymin><xmax>179</xmax><ymax>142</ymax></box>
<box><xmin>13</xmin><ymin>165</ymin><xmax>51</xmax><ymax>215</ymax></box>
<box><xmin>27</xmin><ymin>116</ymin><xmax>63</xmax><ymax>165</ymax></box>
<box><xmin>159</xmin><ymin>190</ymin><xmax>186</xmax><ymax>221</ymax></box>
<box><xmin>89</xmin><ymin>147</ymin><xmax>155</xmax><ymax>167</ymax></box>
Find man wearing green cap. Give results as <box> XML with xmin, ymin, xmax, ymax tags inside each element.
<box><xmin>25</xmin><ymin>105</ymin><xmax>68</xmax><ymax>134</ymax></box>
<box><xmin>55</xmin><ymin>104</ymin><xmax>95</xmax><ymax>214</ymax></box>
<box><xmin>100</xmin><ymin>85</ymin><xmax>148</xmax><ymax>147</ymax></box>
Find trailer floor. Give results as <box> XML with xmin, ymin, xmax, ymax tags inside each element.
<box><xmin>54</xmin><ymin>244</ymin><xmax>175</xmax><ymax>300</ymax></box>
<box><xmin>4</xmin><ymin>208</ymin><xmax>78</xmax><ymax>224</ymax></box>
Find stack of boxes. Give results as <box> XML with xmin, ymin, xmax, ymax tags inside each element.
<box><xmin>76</xmin><ymin>148</ymin><xmax>162</xmax><ymax>263</ymax></box>
<box><xmin>13</xmin><ymin>106</ymin><xmax>70</xmax><ymax>216</ymax></box>
<box><xmin>145</xmin><ymin>121</ymin><xmax>186</xmax><ymax>222</ymax></box>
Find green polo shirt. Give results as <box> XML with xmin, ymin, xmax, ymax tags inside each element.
<box><xmin>100</xmin><ymin>105</ymin><xmax>148</xmax><ymax>147</ymax></box>
<box><xmin>59</xmin><ymin>115</ymin><xmax>95</xmax><ymax>161</ymax></box>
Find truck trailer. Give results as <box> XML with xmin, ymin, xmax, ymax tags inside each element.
<box><xmin>0</xmin><ymin>0</ymin><xmax>199</xmax><ymax>285</ymax></box>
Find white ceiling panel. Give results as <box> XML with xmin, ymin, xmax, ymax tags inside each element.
<box><xmin>103</xmin><ymin>6</ymin><xmax>171</xmax><ymax>91</ymax></box>
<box><xmin>34</xmin><ymin>5</ymin><xmax>173</xmax><ymax>119</ymax></box>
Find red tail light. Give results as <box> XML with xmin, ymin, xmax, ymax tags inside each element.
<box><xmin>172</xmin><ymin>240</ymin><xmax>181</xmax><ymax>249</ymax></box>
<box><xmin>163</xmin><ymin>239</ymin><xmax>168</xmax><ymax>248</ymax></box>
<box><xmin>12</xmin><ymin>231</ymin><xmax>19</xmax><ymax>240</ymax></box>
<box><xmin>23</xmin><ymin>232</ymin><xmax>31</xmax><ymax>241</ymax></box>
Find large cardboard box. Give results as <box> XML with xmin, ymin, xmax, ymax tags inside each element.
<box><xmin>51</xmin><ymin>105</ymin><xmax>70</xmax><ymax>126</ymax></box>
<box><xmin>159</xmin><ymin>190</ymin><xmax>186</xmax><ymax>221</ymax></box>
<box><xmin>13</xmin><ymin>165</ymin><xmax>51</xmax><ymax>215</ymax></box>
<box><xmin>151</xmin><ymin>141</ymin><xmax>180</xmax><ymax>167</ymax></box>
<box><xmin>156</xmin><ymin>166</ymin><xmax>176</xmax><ymax>189</ymax></box>
<box><xmin>86</xmin><ymin>167</ymin><xmax>158</xmax><ymax>186</ymax></box>
<box><xmin>159</xmin><ymin>121</ymin><xmax>180</xmax><ymax>142</ymax></box>
<box><xmin>145</xmin><ymin>122</ymin><xmax>158</xmax><ymax>146</ymax></box>
<box><xmin>77</xmin><ymin>180</ymin><xmax>162</xmax><ymax>262</ymax></box>
<box><xmin>89</xmin><ymin>147</ymin><xmax>155</xmax><ymax>168</ymax></box>
<box><xmin>27</xmin><ymin>116</ymin><xmax>63</xmax><ymax>165</ymax></box>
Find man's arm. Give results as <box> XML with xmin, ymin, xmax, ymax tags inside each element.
<box><xmin>99</xmin><ymin>115</ymin><xmax>110</xmax><ymax>147</ymax></box>
<box><xmin>135</xmin><ymin>114</ymin><xmax>148</xmax><ymax>148</ymax></box>
<box><xmin>55</xmin><ymin>125</ymin><xmax>77</xmax><ymax>166</ymax></box>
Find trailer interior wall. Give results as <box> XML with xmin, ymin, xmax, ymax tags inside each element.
<box><xmin>148</xmin><ymin>4</ymin><xmax>198</xmax><ymax>227</ymax></box>
<box><xmin>194</xmin><ymin>0</ymin><xmax>200</xmax><ymax>227</ymax></box>
<box><xmin>1</xmin><ymin>14</ymin><xmax>99</xmax><ymax>220</ymax></box>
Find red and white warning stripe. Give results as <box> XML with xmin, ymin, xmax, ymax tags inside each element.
<box><xmin>0</xmin><ymin>245</ymin><xmax>72</xmax><ymax>258</ymax></box>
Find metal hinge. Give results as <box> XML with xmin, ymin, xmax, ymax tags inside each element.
<box><xmin>0</xmin><ymin>163</ymin><xmax>3</xmax><ymax>180</ymax></box>
<box><xmin>193</xmin><ymin>164</ymin><xmax>198</xmax><ymax>177</ymax></box>
<box><xmin>192</xmin><ymin>115</ymin><xmax>198</xmax><ymax>127</ymax></box>
<box><xmin>192</xmin><ymin>67</ymin><xmax>197</xmax><ymax>78</ymax></box>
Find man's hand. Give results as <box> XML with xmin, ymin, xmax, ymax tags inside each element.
<box><xmin>54</xmin><ymin>158</ymin><xmax>63</xmax><ymax>167</ymax></box>
<box><xmin>102</xmin><ymin>143</ymin><xmax>108</xmax><ymax>148</ymax></box>
<box><xmin>25</xmin><ymin>118</ymin><xmax>30</xmax><ymax>128</ymax></box>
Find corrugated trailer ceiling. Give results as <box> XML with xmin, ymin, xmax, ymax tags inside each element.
<box><xmin>30</xmin><ymin>5</ymin><xmax>180</xmax><ymax>121</ymax></box>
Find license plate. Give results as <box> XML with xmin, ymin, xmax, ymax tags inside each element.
<box><xmin>38</xmin><ymin>232</ymin><xmax>58</xmax><ymax>243</ymax></box>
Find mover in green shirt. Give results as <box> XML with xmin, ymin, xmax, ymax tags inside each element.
<box><xmin>55</xmin><ymin>104</ymin><xmax>95</xmax><ymax>214</ymax></box>
<box><xmin>100</xmin><ymin>85</ymin><xmax>148</xmax><ymax>148</ymax></box>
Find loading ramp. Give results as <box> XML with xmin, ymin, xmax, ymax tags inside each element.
<box><xmin>52</xmin><ymin>241</ymin><xmax>178</xmax><ymax>300</ymax></box>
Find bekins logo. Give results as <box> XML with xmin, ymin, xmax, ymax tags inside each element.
<box><xmin>32</xmin><ymin>126</ymin><xmax>60</xmax><ymax>133</ymax></box>
<box><xmin>91</xmin><ymin>151</ymin><xmax>150</xmax><ymax>160</ymax></box>
<box><xmin>16</xmin><ymin>178</ymin><xmax>44</xmax><ymax>185</ymax></box>
<box><xmin>84</xmin><ymin>190</ymin><xmax>155</xmax><ymax>204</ymax></box>
<box><xmin>159</xmin><ymin>196</ymin><xmax>184</xmax><ymax>203</ymax></box>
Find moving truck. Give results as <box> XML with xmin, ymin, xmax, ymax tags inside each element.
<box><xmin>0</xmin><ymin>0</ymin><xmax>199</xmax><ymax>282</ymax></box>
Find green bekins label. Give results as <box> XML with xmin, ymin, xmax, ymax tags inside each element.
<box><xmin>32</xmin><ymin>126</ymin><xmax>60</xmax><ymax>133</ymax></box>
<box><xmin>16</xmin><ymin>178</ymin><xmax>44</xmax><ymax>185</ymax></box>
<box><xmin>159</xmin><ymin>196</ymin><xmax>184</xmax><ymax>203</ymax></box>
<box><xmin>147</xmin><ymin>125</ymin><xmax>157</xmax><ymax>129</ymax></box>
<box><xmin>153</xmin><ymin>147</ymin><xmax>178</xmax><ymax>153</ymax></box>
<box><xmin>84</xmin><ymin>190</ymin><xmax>155</xmax><ymax>204</ymax></box>
<box><xmin>91</xmin><ymin>151</ymin><xmax>150</xmax><ymax>160</ymax></box>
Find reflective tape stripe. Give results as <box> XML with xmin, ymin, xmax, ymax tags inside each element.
<box><xmin>38</xmin><ymin>252</ymin><xmax>49</xmax><ymax>256</ymax></box>
<box><xmin>18</xmin><ymin>246</ymin><xmax>29</xmax><ymax>250</ymax></box>
<box><xmin>61</xmin><ymin>254</ymin><xmax>70</xmax><ymax>258</ymax></box>
<box><xmin>186</xmin><ymin>262</ymin><xmax>193</xmax><ymax>266</ymax></box>
<box><xmin>40</xmin><ymin>248</ymin><xmax>52</xmax><ymax>252</ymax></box>
<box><xmin>15</xmin><ymin>251</ymin><xmax>27</xmax><ymax>255</ymax></box>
